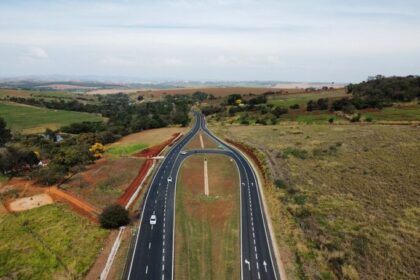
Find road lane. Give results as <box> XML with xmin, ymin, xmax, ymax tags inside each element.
<box><xmin>127</xmin><ymin>112</ymin><xmax>280</xmax><ymax>280</ymax></box>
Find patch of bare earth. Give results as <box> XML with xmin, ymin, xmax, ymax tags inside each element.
<box><xmin>7</xmin><ymin>193</ymin><xmax>53</xmax><ymax>211</ymax></box>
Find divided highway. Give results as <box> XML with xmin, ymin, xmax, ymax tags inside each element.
<box><xmin>127</xmin><ymin>112</ymin><xmax>280</xmax><ymax>280</ymax></box>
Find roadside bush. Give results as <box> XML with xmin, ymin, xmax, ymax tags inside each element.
<box><xmin>274</xmin><ymin>179</ymin><xmax>286</xmax><ymax>189</ymax></box>
<box><xmin>294</xmin><ymin>194</ymin><xmax>307</xmax><ymax>205</ymax></box>
<box><xmin>328</xmin><ymin>117</ymin><xmax>334</xmax><ymax>124</ymax></box>
<box><xmin>365</xmin><ymin>116</ymin><xmax>373</xmax><ymax>122</ymax></box>
<box><xmin>99</xmin><ymin>204</ymin><xmax>130</xmax><ymax>229</ymax></box>
<box><xmin>290</xmin><ymin>104</ymin><xmax>300</xmax><ymax>109</ymax></box>
<box><xmin>279</xmin><ymin>147</ymin><xmax>308</xmax><ymax>159</ymax></box>
<box><xmin>350</xmin><ymin>113</ymin><xmax>361</xmax><ymax>122</ymax></box>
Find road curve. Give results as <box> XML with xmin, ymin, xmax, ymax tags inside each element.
<box><xmin>126</xmin><ymin>112</ymin><xmax>280</xmax><ymax>280</ymax></box>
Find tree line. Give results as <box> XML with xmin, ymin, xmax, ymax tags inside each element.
<box><xmin>0</xmin><ymin>92</ymin><xmax>204</xmax><ymax>184</ymax></box>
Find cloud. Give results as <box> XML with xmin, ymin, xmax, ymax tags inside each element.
<box><xmin>0</xmin><ymin>0</ymin><xmax>419</xmax><ymax>81</ymax></box>
<box><xmin>21</xmin><ymin>47</ymin><xmax>49</xmax><ymax>59</ymax></box>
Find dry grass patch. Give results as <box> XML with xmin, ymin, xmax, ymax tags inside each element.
<box><xmin>212</xmin><ymin>123</ymin><xmax>420</xmax><ymax>280</ymax></box>
<box><xmin>108</xmin><ymin>126</ymin><xmax>187</xmax><ymax>148</ymax></box>
<box><xmin>175</xmin><ymin>154</ymin><xmax>240</xmax><ymax>280</ymax></box>
<box><xmin>185</xmin><ymin>132</ymin><xmax>220</xmax><ymax>150</ymax></box>
<box><xmin>62</xmin><ymin>157</ymin><xmax>145</xmax><ymax>208</ymax></box>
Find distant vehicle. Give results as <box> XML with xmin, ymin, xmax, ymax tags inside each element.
<box><xmin>150</xmin><ymin>214</ymin><xmax>156</xmax><ymax>225</ymax></box>
<box><xmin>180</xmin><ymin>151</ymin><xmax>187</xmax><ymax>155</ymax></box>
<box><xmin>167</xmin><ymin>177</ymin><xmax>173</xmax><ymax>182</ymax></box>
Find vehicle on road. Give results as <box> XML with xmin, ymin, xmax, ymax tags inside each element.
<box><xmin>150</xmin><ymin>214</ymin><xmax>156</xmax><ymax>225</ymax></box>
<box><xmin>167</xmin><ymin>177</ymin><xmax>172</xmax><ymax>182</ymax></box>
<box><xmin>180</xmin><ymin>151</ymin><xmax>187</xmax><ymax>155</ymax></box>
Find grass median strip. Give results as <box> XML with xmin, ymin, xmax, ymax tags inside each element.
<box><xmin>175</xmin><ymin>154</ymin><xmax>240</xmax><ymax>280</ymax></box>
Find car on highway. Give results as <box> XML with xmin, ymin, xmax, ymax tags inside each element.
<box><xmin>167</xmin><ymin>177</ymin><xmax>172</xmax><ymax>182</ymax></box>
<box><xmin>150</xmin><ymin>214</ymin><xmax>156</xmax><ymax>225</ymax></box>
<box><xmin>180</xmin><ymin>151</ymin><xmax>187</xmax><ymax>155</ymax></box>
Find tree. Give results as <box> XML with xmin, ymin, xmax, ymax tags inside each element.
<box><xmin>99</xmin><ymin>204</ymin><xmax>130</xmax><ymax>228</ymax></box>
<box><xmin>0</xmin><ymin>118</ymin><xmax>12</xmax><ymax>146</ymax></box>
<box><xmin>272</xmin><ymin>106</ymin><xmax>288</xmax><ymax>117</ymax></box>
<box><xmin>31</xmin><ymin>164</ymin><xmax>67</xmax><ymax>185</ymax></box>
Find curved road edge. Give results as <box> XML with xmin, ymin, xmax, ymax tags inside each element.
<box><xmin>202</xmin><ymin>126</ymin><xmax>288</xmax><ymax>280</ymax></box>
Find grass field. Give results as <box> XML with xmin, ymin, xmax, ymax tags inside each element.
<box><xmin>106</xmin><ymin>143</ymin><xmax>148</xmax><ymax>156</ymax></box>
<box><xmin>279</xmin><ymin>112</ymin><xmax>345</xmax><ymax>124</ymax></box>
<box><xmin>108</xmin><ymin>126</ymin><xmax>187</xmax><ymax>147</ymax></box>
<box><xmin>0</xmin><ymin>204</ymin><xmax>108</xmax><ymax>280</ymax></box>
<box><xmin>0</xmin><ymin>89</ymin><xmax>99</xmax><ymax>103</ymax></box>
<box><xmin>268</xmin><ymin>89</ymin><xmax>347</xmax><ymax>108</ymax></box>
<box><xmin>362</xmin><ymin>106</ymin><xmax>420</xmax><ymax>121</ymax></box>
<box><xmin>213</xmin><ymin>123</ymin><xmax>420</xmax><ymax>280</ymax></box>
<box><xmin>175</xmin><ymin>154</ymin><xmax>240</xmax><ymax>280</ymax></box>
<box><xmin>185</xmin><ymin>132</ymin><xmax>220</xmax><ymax>150</ymax></box>
<box><xmin>62</xmin><ymin>157</ymin><xmax>145</xmax><ymax>208</ymax></box>
<box><xmin>0</xmin><ymin>101</ymin><xmax>104</xmax><ymax>133</ymax></box>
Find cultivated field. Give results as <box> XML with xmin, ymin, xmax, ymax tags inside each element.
<box><xmin>267</xmin><ymin>89</ymin><xmax>347</xmax><ymax>108</ymax></box>
<box><xmin>88</xmin><ymin>87</ymin><xmax>279</xmax><ymax>98</ymax></box>
<box><xmin>0</xmin><ymin>88</ymin><xmax>99</xmax><ymax>103</ymax></box>
<box><xmin>212</xmin><ymin>123</ymin><xmax>420</xmax><ymax>280</ymax></box>
<box><xmin>175</xmin><ymin>154</ymin><xmax>240</xmax><ymax>280</ymax></box>
<box><xmin>0</xmin><ymin>101</ymin><xmax>104</xmax><ymax>133</ymax></box>
<box><xmin>0</xmin><ymin>204</ymin><xmax>108</xmax><ymax>279</ymax></box>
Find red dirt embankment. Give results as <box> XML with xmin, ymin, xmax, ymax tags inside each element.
<box><xmin>117</xmin><ymin>133</ymin><xmax>183</xmax><ymax>207</ymax></box>
<box><xmin>47</xmin><ymin>186</ymin><xmax>100</xmax><ymax>222</ymax></box>
<box><xmin>225</xmin><ymin>139</ymin><xmax>269</xmax><ymax>184</ymax></box>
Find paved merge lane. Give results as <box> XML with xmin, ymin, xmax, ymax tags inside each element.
<box><xmin>127</xmin><ymin>112</ymin><xmax>279</xmax><ymax>280</ymax></box>
<box><xmin>127</xmin><ymin>114</ymin><xmax>200</xmax><ymax>280</ymax></box>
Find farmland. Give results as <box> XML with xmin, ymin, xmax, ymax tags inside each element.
<box><xmin>0</xmin><ymin>204</ymin><xmax>108</xmax><ymax>280</ymax></box>
<box><xmin>175</xmin><ymin>154</ymin><xmax>240</xmax><ymax>280</ymax></box>
<box><xmin>267</xmin><ymin>89</ymin><xmax>348</xmax><ymax>108</ymax></box>
<box><xmin>213</xmin><ymin>123</ymin><xmax>420</xmax><ymax>280</ymax></box>
<box><xmin>0</xmin><ymin>101</ymin><xmax>104</xmax><ymax>133</ymax></box>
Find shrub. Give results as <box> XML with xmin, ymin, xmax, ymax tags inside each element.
<box><xmin>365</xmin><ymin>116</ymin><xmax>373</xmax><ymax>122</ymax></box>
<box><xmin>350</xmin><ymin>113</ymin><xmax>361</xmax><ymax>122</ymax></box>
<box><xmin>99</xmin><ymin>204</ymin><xmax>130</xmax><ymax>229</ymax></box>
<box><xmin>328</xmin><ymin>117</ymin><xmax>334</xmax><ymax>124</ymax></box>
<box><xmin>279</xmin><ymin>147</ymin><xmax>308</xmax><ymax>159</ymax></box>
<box><xmin>274</xmin><ymin>179</ymin><xmax>286</xmax><ymax>189</ymax></box>
<box><xmin>290</xmin><ymin>104</ymin><xmax>300</xmax><ymax>109</ymax></box>
<box><xmin>294</xmin><ymin>194</ymin><xmax>307</xmax><ymax>205</ymax></box>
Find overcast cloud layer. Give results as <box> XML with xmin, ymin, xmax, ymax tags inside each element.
<box><xmin>0</xmin><ymin>0</ymin><xmax>419</xmax><ymax>82</ymax></box>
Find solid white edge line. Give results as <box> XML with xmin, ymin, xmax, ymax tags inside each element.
<box><xmin>206</xmin><ymin>124</ymin><xmax>284</xmax><ymax>280</ymax></box>
<box><xmin>126</xmin><ymin>116</ymin><xmax>198</xmax><ymax>280</ymax></box>
<box><xmin>201</xmin><ymin>116</ymin><xmax>281</xmax><ymax>280</ymax></box>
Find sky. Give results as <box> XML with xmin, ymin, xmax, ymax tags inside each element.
<box><xmin>0</xmin><ymin>0</ymin><xmax>419</xmax><ymax>83</ymax></box>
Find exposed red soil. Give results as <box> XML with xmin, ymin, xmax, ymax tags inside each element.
<box><xmin>117</xmin><ymin>132</ymin><xmax>183</xmax><ymax>207</ymax></box>
<box><xmin>47</xmin><ymin>186</ymin><xmax>100</xmax><ymax>222</ymax></box>
<box><xmin>117</xmin><ymin>159</ymin><xmax>153</xmax><ymax>207</ymax></box>
<box><xmin>1</xmin><ymin>178</ymin><xmax>100</xmax><ymax>222</ymax></box>
<box><xmin>225</xmin><ymin>139</ymin><xmax>269</xmax><ymax>184</ymax></box>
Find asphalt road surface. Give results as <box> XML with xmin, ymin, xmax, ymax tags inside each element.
<box><xmin>126</xmin><ymin>112</ymin><xmax>279</xmax><ymax>280</ymax></box>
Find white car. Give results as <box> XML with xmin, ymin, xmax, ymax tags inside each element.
<box><xmin>167</xmin><ymin>177</ymin><xmax>173</xmax><ymax>182</ymax></box>
<box><xmin>180</xmin><ymin>151</ymin><xmax>187</xmax><ymax>155</ymax></box>
<box><xmin>150</xmin><ymin>214</ymin><xmax>157</xmax><ymax>225</ymax></box>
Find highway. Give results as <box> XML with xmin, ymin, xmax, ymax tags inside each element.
<box><xmin>127</xmin><ymin>112</ymin><xmax>279</xmax><ymax>280</ymax></box>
